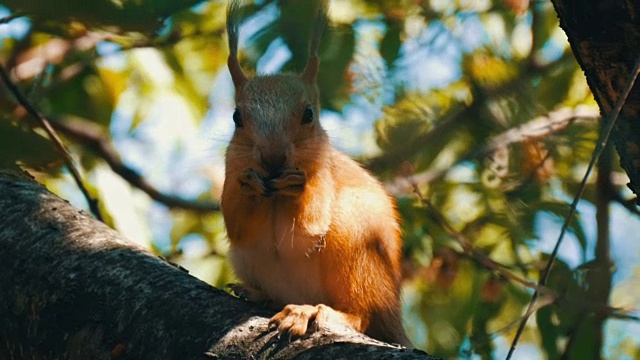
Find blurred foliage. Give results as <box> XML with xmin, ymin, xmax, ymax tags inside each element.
<box><xmin>0</xmin><ymin>0</ymin><xmax>639</xmax><ymax>358</ymax></box>
<box><xmin>2</xmin><ymin>0</ymin><xmax>206</xmax><ymax>32</ymax></box>
<box><xmin>0</xmin><ymin>120</ymin><xmax>60</xmax><ymax>170</ymax></box>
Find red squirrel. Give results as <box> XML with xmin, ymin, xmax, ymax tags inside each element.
<box><xmin>221</xmin><ymin>0</ymin><xmax>410</xmax><ymax>347</ymax></box>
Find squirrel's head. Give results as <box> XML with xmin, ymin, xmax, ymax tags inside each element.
<box><xmin>225</xmin><ymin>0</ymin><xmax>329</xmax><ymax>179</ymax></box>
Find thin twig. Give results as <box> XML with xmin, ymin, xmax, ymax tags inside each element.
<box><xmin>0</xmin><ymin>63</ymin><xmax>104</xmax><ymax>221</ymax></box>
<box><xmin>409</xmin><ymin>181</ymin><xmax>547</xmax><ymax>293</ymax></box>
<box><xmin>505</xmin><ymin>56</ymin><xmax>640</xmax><ymax>360</ymax></box>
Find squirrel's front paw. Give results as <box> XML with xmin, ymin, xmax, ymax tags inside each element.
<box><xmin>268</xmin><ymin>169</ymin><xmax>306</xmax><ymax>197</ymax></box>
<box><xmin>268</xmin><ymin>304</ymin><xmax>327</xmax><ymax>341</ymax></box>
<box><xmin>238</xmin><ymin>168</ymin><xmax>269</xmax><ymax>197</ymax></box>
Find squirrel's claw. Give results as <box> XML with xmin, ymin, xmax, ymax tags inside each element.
<box><xmin>238</xmin><ymin>168</ymin><xmax>305</xmax><ymax>197</ymax></box>
<box><xmin>238</xmin><ymin>168</ymin><xmax>269</xmax><ymax>197</ymax></box>
<box><xmin>269</xmin><ymin>169</ymin><xmax>306</xmax><ymax>197</ymax></box>
<box><xmin>268</xmin><ymin>304</ymin><xmax>324</xmax><ymax>341</ymax></box>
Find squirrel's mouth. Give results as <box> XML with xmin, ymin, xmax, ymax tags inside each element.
<box><xmin>261</xmin><ymin>163</ymin><xmax>294</xmax><ymax>180</ymax></box>
<box><xmin>264</xmin><ymin>168</ymin><xmax>282</xmax><ymax>180</ymax></box>
<box><xmin>257</xmin><ymin>166</ymin><xmax>306</xmax><ymax>197</ymax></box>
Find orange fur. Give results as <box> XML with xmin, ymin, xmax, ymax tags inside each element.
<box><xmin>221</xmin><ymin>0</ymin><xmax>410</xmax><ymax>347</ymax></box>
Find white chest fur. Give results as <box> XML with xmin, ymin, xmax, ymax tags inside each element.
<box><xmin>228</xmin><ymin>198</ymin><xmax>328</xmax><ymax>306</ymax></box>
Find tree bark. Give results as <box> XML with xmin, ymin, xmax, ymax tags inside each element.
<box><xmin>0</xmin><ymin>171</ymin><xmax>436</xmax><ymax>360</ymax></box>
<box><xmin>551</xmin><ymin>0</ymin><xmax>640</xmax><ymax>203</ymax></box>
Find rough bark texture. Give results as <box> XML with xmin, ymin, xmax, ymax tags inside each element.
<box><xmin>0</xmin><ymin>171</ymin><xmax>436</xmax><ymax>360</ymax></box>
<box><xmin>551</xmin><ymin>0</ymin><xmax>640</xmax><ymax>202</ymax></box>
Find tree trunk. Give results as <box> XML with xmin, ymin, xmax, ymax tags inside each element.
<box><xmin>551</xmin><ymin>0</ymin><xmax>640</xmax><ymax>203</ymax></box>
<box><xmin>0</xmin><ymin>171</ymin><xmax>436</xmax><ymax>360</ymax></box>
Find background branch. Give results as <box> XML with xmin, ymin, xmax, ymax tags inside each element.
<box><xmin>0</xmin><ymin>62</ymin><xmax>104</xmax><ymax>221</ymax></box>
<box><xmin>50</xmin><ymin>116</ymin><xmax>220</xmax><ymax>212</ymax></box>
<box><xmin>386</xmin><ymin>107</ymin><xmax>600</xmax><ymax>195</ymax></box>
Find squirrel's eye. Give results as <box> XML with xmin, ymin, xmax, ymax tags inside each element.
<box><xmin>301</xmin><ymin>105</ymin><xmax>314</xmax><ymax>125</ymax></box>
<box><xmin>233</xmin><ymin>109</ymin><xmax>243</xmax><ymax>127</ymax></box>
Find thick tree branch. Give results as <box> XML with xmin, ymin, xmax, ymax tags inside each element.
<box><xmin>551</xmin><ymin>0</ymin><xmax>640</xmax><ymax>204</ymax></box>
<box><xmin>0</xmin><ymin>171</ymin><xmax>435</xmax><ymax>359</ymax></box>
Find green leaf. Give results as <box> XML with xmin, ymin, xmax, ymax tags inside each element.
<box><xmin>370</xmin><ymin>90</ymin><xmax>471</xmax><ymax>176</ymax></box>
<box><xmin>45</xmin><ymin>66</ymin><xmax>115</xmax><ymax>127</ymax></box>
<box><xmin>543</xmin><ymin>257</ymin><xmax>585</xmax><ymax>327</ymax></box>
<box><xmin>316</xmin><ymin>24</ymin><xmax>356</xmax><ymax>111</ymax></box>
<box><xmin>536</xmin><ymin>62</ymin><xmax>577</xmax><ymax>111</ymax></box>
<box><xmin>531</xmin><ymin>4</ymin><xmax>560</xmax><ymax>54</ymax></box>
<box><xmin>380</xmin><ymin>18</ymin><xmax>403</xmax><ymax>69</ymax></box>
<box><xmin>0</xmin><ymin>121</ymin><xmax>60</xmax><ymax>170</ymax></box>
<box><xmin>536</xmin><ymin>300</ymin><xmax>561</xmax><ymax>359</ymax></box>
<box><xmin>416</xmin><ymin>259</ymin><xmax>483</xmax><ymax>357</ymax></box>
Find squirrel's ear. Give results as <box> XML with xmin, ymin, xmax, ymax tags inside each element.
<box><xmin>228</xmin><ymin>56</ymin><xmax>248</xmax><ymax>90</ymax></box>
<box><xmin>227</xmin><ymin>0</ymin><xmax>248</xmax><ymax>90</ymax></box>
<box><xmin>301</xmin><ymin>56</ymin><xmax>319</xmax><ymax>83</ymax></box>
<box><xmin>301</xmin><ymin>1</ymin><xmax>327</xmax><ymax>84</ymax></box>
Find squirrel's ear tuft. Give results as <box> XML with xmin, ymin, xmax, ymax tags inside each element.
<box><xmin>301</xmin><ymin>1</ymin><xmax>327</xmax><ymax>84</ymax></box>
<box><xmin>227</xmin><ymin>0</ymin><xmax>248</xmax><ymax>90</ymax></box>
<box><xmin>301</xmin><ymin>56</ymin><xmax>320</xmax><ymax>83</ymax></box>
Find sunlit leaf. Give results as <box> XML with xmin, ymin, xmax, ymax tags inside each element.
<box><xmin>536</xmin><ymin>61</ymin><xmax>576</xmax><ymax>110</ymax></box>
<box><xmin>97</xmin><ymin>68</ymin><xmax>128</xmax><ymax>106</ymax></box>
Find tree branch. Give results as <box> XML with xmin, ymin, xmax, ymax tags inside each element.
<box><xmin>386</xmin><ymin>106</ymin><xmax>600</xmax><ymax>195</ymax></box>
<box><xmin>506</xmin><ymin>55</ymin><xmax>640</xmax><ymax>360</ymax></box>
<box><xmin>0</xmin><ymin>171</ymin><xmax>436</xmax><ymax>359</ymax></box>
<box><xmin>0</xmin><ymin>62</ymin><xmax>104</xmax><ymax>221</ymax></box>
<box><xmin>551</xmin><ymin>0</ymin><xmax>640</xmax><ymax>203</ymax></box>
<box><xmin>50</xmin><ymin>116</ymin><xmax>220</xmax><ymax>213</ymax></box>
